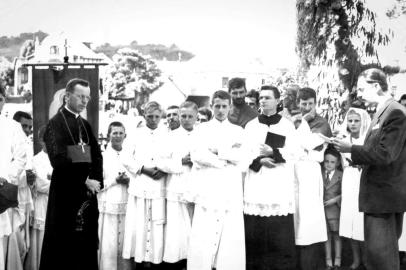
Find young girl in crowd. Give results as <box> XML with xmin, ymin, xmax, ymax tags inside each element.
<box><xmin>339</xmin><ymin>108</ymin><xmax>371</xmax><ymax>269</ymax></box>
<box><xmin>322</xmin><ymin>146</ymin><xmax>343</xmax><ymax>269</ymax></box>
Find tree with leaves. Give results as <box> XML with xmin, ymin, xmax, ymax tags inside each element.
<box><xmin>387</xmin><ymin>0</ymin><xmax>406</xmax><ymax>18</ymax></box>
<box><xmin>297</xmin><ymin>0</ymin><xmax>392</xmax><ymax>90</ymax></box>
<box><xmin>103</xmin><ymin>48</ymin><xmax>163</xmax><ymax>109</ymax></box>
<box><xmin>296</xmin><ymin>0</ymin><xmax>393</xmax><ymax>127</ymax></box>
<box><xmin>0</xmin><ymin>59</ymin><xmax>13</xmax><ymax>88</ymax></box>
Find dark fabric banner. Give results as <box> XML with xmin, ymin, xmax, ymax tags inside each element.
<box><xmin>31</xmin><ymin>65</ymin><xmax>100</xmax><ymax>154</ymax></box>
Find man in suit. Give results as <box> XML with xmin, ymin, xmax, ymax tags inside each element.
<box><xmin>333</xmin><ymin>68</ymin><xmax>406</xmax><ymax>270</ymax></box>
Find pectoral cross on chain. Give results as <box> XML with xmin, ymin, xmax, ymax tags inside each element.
<box><xmin>78</xmin><ymin>139</ymin><xmax>86</xmax><ymax>153</ymax></box>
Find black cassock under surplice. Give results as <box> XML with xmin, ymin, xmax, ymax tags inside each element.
<box><xmin>40</xmin><ymin>107</ymin><xmax>103</xmax><ymax>270</ymax></box>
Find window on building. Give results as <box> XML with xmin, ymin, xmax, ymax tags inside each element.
<box><xmin>50</xmin><ymin>46</ymin><xmax>59</xmax><ymax>55</ymax></box>
<box><xmin>18</xmin><ymin>67</ymin><xmax>28</xmax><ymax>84</ymax></box>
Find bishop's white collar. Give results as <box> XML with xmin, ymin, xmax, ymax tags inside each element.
<box><xmin>64</xmin><ymin>105</ymin><xmax>80</xmax><ymax>118</ymax></box>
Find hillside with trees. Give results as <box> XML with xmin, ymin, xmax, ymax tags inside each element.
<box><xmin>95</xmin><ymin>41</ymin><xmax>194</xmax><ymax>61</ymax></box>
<box><xmin>0</xmin><ymin>31</ymin><xmax>48</xmax><ymax>61</ymax></box>
<box><xmin>0</xmin><ymin>31</ymin><xmax>194</xmax><ymax>62</ymax></box>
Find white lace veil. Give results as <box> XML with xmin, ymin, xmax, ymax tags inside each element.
<box><xmin>340</xmin><ymin>107</ymin><xmax>371</xmax><ymax>143</ymax></box>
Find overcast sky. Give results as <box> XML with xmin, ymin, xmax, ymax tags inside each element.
<box><xmin>0</xmin><ymin>0</ymin><xmax>404</xmax><ymax>67</ymax></box>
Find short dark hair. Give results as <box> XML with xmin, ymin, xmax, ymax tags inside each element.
<box><xmin>283</xmin><ymin>85</ymin><xmax>300</xmax><ymax>114</ymax></box>
<box><xmin>260</xmin><ymin>85</ymin><xmax>281</xmax><ymax>99</ymax></box>
<box><xmin>180</xmin><ymin>101</ymin><xmax>198</xmax><ymax>112</ymax></box>
<box><xmin>212</xmin><ymin>90</ymin><xmax>231</xmax><ymax>104</ymax></box>
<box><xmin>13</xmin><ymin>111</ymin><xmax>32</xmax><ymax>122</ymax></box>
<box><xmin>198</xmin><ymin>107</ymin><xmax>213</xmax><ymax>120</ymax></box>
<box><xmin>228</xmin><ymin>78</ymin><xmax>246</xmax><ymax>92</ymax></box>
<box><xmin>297</xmin><ymin>87</ymin><xmax>317</xmax><ymax>102</ymax></box>
<box><xmin>323</xmin><ymin>145</ymin><xmax>343</xmax><ymax>171</ymax></box>
<box><xmin>358</xmin><ymin>68</ymin><xmax>388</xmax><ymax>92</ymax></box>
<box><xmin>66</xmin><ymin>78</ymin><xmax>89</xmax><ymax>94</ymax></box>
<box><xmin>107</xmin><ymin>121</ymin><xmax>125</xmax><ymax>139</ymax></box>
<box><xmin>246</xmin><ymin>90</ymin><xmax>259</xmax><ymax>104</ymax></box>
<box><xmin>400</xmin><ymin>94</ymin><xmax>406</xmax><ymax>101</ymax></box>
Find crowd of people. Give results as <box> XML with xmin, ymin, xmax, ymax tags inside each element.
<box><xmin>0</xmin><ymin>68</ymin><xmax>406</xmax><ymax>270</ymax></box>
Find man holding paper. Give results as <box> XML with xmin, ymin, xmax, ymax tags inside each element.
<box><xmin>294</xmin><ymin>87</ymin><xmax>331</xmax><ymax>270</ymax></box>
<box><xmin>333</xmin><ymin>68</ymin><xmax>406</xmax><ymax>270</ymax></box>
<box><xmin>40</xmin><ymin>78</ymin><xmax>103</xmax><ymax>270</ymax></box>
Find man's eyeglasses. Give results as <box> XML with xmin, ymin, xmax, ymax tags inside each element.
<box><xmin>72</xmin><ymin>93</ymin><xmax>91</xmax><ymax>102</ymax></box>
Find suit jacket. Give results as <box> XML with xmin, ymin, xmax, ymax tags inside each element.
<box><xmin>322</xmin><ymin>168</ymin><xmax>342</xmax><ymax>220</ymax></box>
<box><xmin>351</xmin><ymin>99</ymin><xmax>406</xmax><ymax>213</ymax></box>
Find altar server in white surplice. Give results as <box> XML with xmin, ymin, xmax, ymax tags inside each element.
<box><xmin>244</xmin><ymin>86</ymin><xmax>297</xmax><ymax>270</ymax></box>
<box><xmin>0</xmin><ymin>88</ymin><xmax>27</xmax><ymax>270</ymax></box>
<box><xmin>98</xmin><ymin>121</ymin><xmax>132</xmax><ymax>270</ymax></box>
<box><xmin>122</xmin><ymin>101</ymin><xmax>170</xmax><ymax>267</ymax></box>
<box><xmin>25</xmin><ymin>127</ymin><xmax>52</xmax><ymax>270</ymax></box>
<box><xmin>291</xmin><ymin>116</ymin><xmax>328</xmax><ymax>248</ymax></box>
<box><xmin>187</xmin><ymin>90</ymin><xmax>246</xmax><ymax>270</ymax></box>
<box><xmin>161</xmin><ymin>101</ymin><xmax>198</xmax><ymax>269</ymax></box>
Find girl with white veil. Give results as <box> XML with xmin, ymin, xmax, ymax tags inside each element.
<box><xmin>338</xmin><ymin>107</ymin><xmax>371</xmax><ymax>270</ymax></box>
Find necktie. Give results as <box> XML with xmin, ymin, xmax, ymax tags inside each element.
<box><xmin>326</xmin><ymin>172</ymin><xmax>331</xmax><ymax>182</ymax></box>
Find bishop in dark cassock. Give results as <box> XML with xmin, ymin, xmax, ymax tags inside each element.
<box><xmin>40</xmin><ymin>79</ymin><xmax>103</xmax><ymax>270</ymax></box>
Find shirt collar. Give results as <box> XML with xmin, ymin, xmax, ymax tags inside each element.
<box><xmin>326</xmin><ymin>170</ymin><xmax>335</xmax><ymax>178</ymax></box>
<box><xmin>375</xmin><ymin>96</ymin><xmax>393</xmax><ymax>116</ymax></box>
<box><xmin>212</xmin><ymin>118</ymin><xmax>230</xmax><ymax>125</ymax></box>
<box><xmin>64</xmin><ymin>105</ymin><xmax>80</xmax><ymax>118</ymax></box>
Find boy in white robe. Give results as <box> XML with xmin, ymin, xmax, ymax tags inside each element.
<box><xmin>162</xmin><ymin>101</ymin><xmax>198</xmax><ymax>269</ymax></box>
<box><xmin>26</xmin><ymin>126</ymin><xmax>52</xmax><ymax>270</ymax></box>
<box><xmin>122</xmin><ymin>101</ymin><xmax>170</xmax><ymax>268</ymax></box>
<box><xmin>10</xmin><ymin>112</ymin><xmax>34</xmax><ymax>270</ymax></box>
<box><xmin>0</xmin><ymin>89</ymin><xmax>27</xmax><ymax>270</ymax></box>
<box><xmin>187</xmin><ymin>90</ymin><xmax>246</xmax><ymax>270</ymax></box>
<box><xmin>98</xmin><ymin>121</ymin><xmax>132</xmax><ymax>270</ymax></box>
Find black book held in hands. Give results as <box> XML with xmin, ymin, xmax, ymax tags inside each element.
<box><xmin>249</xmin><ymin>132</ymin><xmax>286</xmax><ymax>172</ymax></box>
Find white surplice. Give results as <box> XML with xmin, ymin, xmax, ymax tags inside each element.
<box><xmin>399</xmin><ymin>221</ymin><xmax>406</xmax><ymax>251</ymax></box>
<box><xmin>187</xmin><ymin>119</ymin><xmax>246</xmax><ymax>270</ymax></box>
<box><xmin>98</xmin><ymin>144</ymin><xmax>132</xmax><ymax>270</ymax></box>
<box><xmin>292</xmin><ymin>119</ymin><xmax>328</xmax><ymax>245</ymax></box>
<box><xmin>0</xmin><ymin>115</ymin><xmax>27</xmax><ymax>270</ymax></box>
<box><xmin>13</xmin><ymin>137</ymin><xmax>34</xmax><ymax>250</ymax></box>
<box><xmin>26</xmin><ymin>150</ymin><xmax>52</xmax><ymax>270</ymax></box>
<box><xmin>339</xmin><ymin>136</ymin><xmax>364</xmax><ymax>241</ymax></box>
<box><xmin>122</xmin><ymin>125</ymin><xmax>169</xmax><ymax>264</ymax></box>
<box><xmin>162</xmin><ymin>127</ymin><xmax>194</xmax><ymax>263</ymax></box>
<box><xmin>243</xmin><ymin>116</ymin><xmax>296</xmax><ymax>216</ymax></box>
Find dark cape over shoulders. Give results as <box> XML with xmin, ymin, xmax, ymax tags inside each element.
<box><xmin>308</xmin><ymin>114</ymin><xmax>333</xmax><ymax>137</ymax></box>
<box><xmin>228</xmin><ymin>103</ymin><xmax>259</xmax><ymax>128</ymax></box>
<box><xmin>40</xmin><ymin>107</ymin><xmax>103</xmax><ymax>270</ymax></box>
